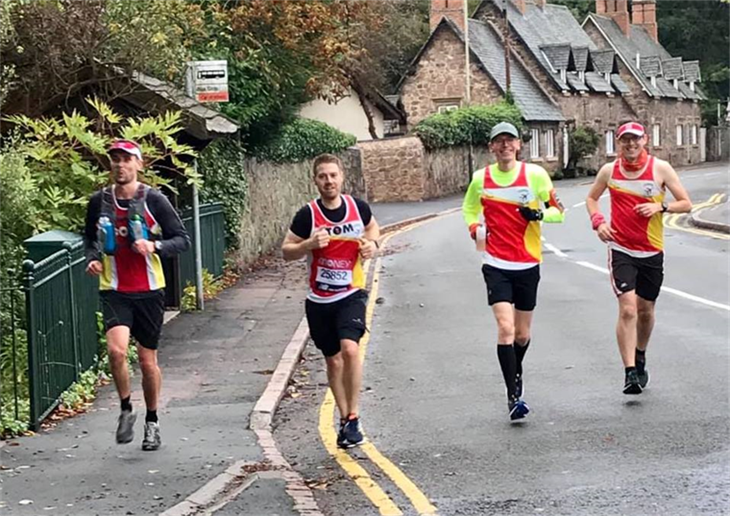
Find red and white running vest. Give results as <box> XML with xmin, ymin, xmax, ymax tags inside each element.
<box><xmin>100</xmin><ymin>189</ymin><xmax>165</xmax><ymax>292</ymax></box>
<box><xmin>480</xmin><ymin>163</ymin><xmax>542</xmax><ymax>270</ymax></box>
<box><xmin>608</xmin><ymin>156</ymin><xmax>665</xmax><ymax>257</ymax></box>
<box><xmin>307</xmin><ymin>195</ymin><xmax>366</xmax><ymax>303</ymax></box>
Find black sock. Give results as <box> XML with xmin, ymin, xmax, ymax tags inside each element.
<box><xmin>515</xmin><ymin>339</ymin><xmax>531</xmax><ymax>377</ymax></box>
<box><xmin>145</xmin><ymin>410</ymin><xmax>158</xmax><ymax>423</ymax></box>
<box><xmin>625</xmin><ymin>366</ymin><xmax>637</xmax><ymax>375</ymax></box>
<box><xmin>635</xmin><ymin>349</ymin><xmax>646</xmax><ymax>370</ymax></box>
<box><xmin>120</xmin><ymin>396</ymin><xmax>132</xmax><ymax>413</ymax></box>
<box><xmin>497</xmin><ymin>344</ymin><xmax>517</xmax><ymax>399</ymax></box>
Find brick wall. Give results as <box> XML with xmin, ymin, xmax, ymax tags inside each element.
<box><xmin>234</xmin><ymin>149</ymin><xmax>365</xmax><ymax>267</ymax></box>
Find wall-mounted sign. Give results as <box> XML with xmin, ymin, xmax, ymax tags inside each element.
<box><xmin>186</xmin><ymin>60</ymin><xmax>229</xmax><ymax>103</ymax></box>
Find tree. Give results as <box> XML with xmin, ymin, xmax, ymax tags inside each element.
<box><xmin>567</xmin><ymin>125</ymin><xmax>600</xmax><ymax>176</ymax></box>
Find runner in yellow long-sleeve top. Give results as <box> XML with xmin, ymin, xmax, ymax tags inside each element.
<box><xmin>462</xmin><ymin>122</ymin><xmax>564</xmax><ymax>421</ymax></box>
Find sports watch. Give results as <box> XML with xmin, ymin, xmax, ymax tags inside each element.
<box><xmin>154</xmin><ymin>240</ymin><xmax>163</xmax><ymax>252</ymax></box>
<box><xmin>661</xmin><ymin>201</ymin><xmax>669</xmax><ymax>213</ymax></box>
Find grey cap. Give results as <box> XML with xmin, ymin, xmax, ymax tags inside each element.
<box><xmin>489</xmin><ymin>122</ymin><xmax>520</xmax><ymax>141</ymax></box>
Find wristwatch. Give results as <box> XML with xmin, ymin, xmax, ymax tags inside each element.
<box><xmin>154</xmin><ymin>240</ymin><xmax>163</xmax><ymax>252</ymax></box>
<box><xmin>661</xmin><ymin>201</ymin><xmax>669</xmax><ymax>213</ymax></box>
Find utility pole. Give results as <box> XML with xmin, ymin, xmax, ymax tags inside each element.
<box><xmin>503</xmin><ymin>0</ymin><xmax>511</xmax><ymax>91</ymax></box>
<box><xmin>464</xmin><ymin>0</ymin><xmax>471</xmax><ymax>104</ymax></box>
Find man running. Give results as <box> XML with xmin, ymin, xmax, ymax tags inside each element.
<box><xmin>84</xmin><ymin>140</ymin><xmax>190</xmax><ymax>450</ymax></box>
<box><xmin>462</xmin><ymin>122</ymin><xmax>565</xmax><ymax>421</ymax></box>
<box><xmin>586</xmin><ymin>122</ymin><xmax>691</xmax><ymax>394</ymax></box>
<box><xmin>282</xmin><ymin>154</ymin><xmax>380</xmax><ymax>448</ymax></box>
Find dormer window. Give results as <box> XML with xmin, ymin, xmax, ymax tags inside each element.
<box><xmin>673</xmin><ymin>79</ymin><xmax>678</xmax><ymax>89</ymax></box>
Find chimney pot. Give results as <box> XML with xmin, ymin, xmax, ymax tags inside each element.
<box><xmin>430</xmin><ymin>0</ymin><xmax>466</xmax><ymax>32</ymax></box>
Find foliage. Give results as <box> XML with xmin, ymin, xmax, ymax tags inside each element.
<box><xmin>567</xmin><ymin>126</ymin><xmax>600</xmax><ymax>176</ymax></box>
<box><xmin>2</xmin><ymin>98</ymin><xmax>198</xmax><ymax>234</ymax></box>
<box><xmin>1</xmin><ymin>0</ymin><xmax>208</xmax><ymax>113</ymax></box>
<box><xmin>181</xmin><ymin>268</ymin><xmax>223</xmax><ymax>312</ymax></box>
<box><xmin>252</xmin><ymin>118</ymin><xmax>356</xmax><ymax>163</ymax></box>
<box><xmin>415</xmin><ymin>102</ymin><xmax>523</xmax><ymax>149</ymax></box>
<box><xmin>549</xmin><ymin>0</ymin><xmax>594</xmax><ymax>22</ymax></box>
<box><xmin>198</xmin><ymin>138</ymin><xmax>248</xmax><ymax>248</ymax></box>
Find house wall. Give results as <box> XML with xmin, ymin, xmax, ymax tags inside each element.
<box><xmin>583</xmin><ymin>18</ymin><xmax>703</xmax><ymax>167</ymax></box>
<box><xmin>399</xmin><ymin>28</ymin><xmax>502</xmax><ymax>128</ymax></box>
<box><xmin>298</xmin><ymin>89</ymin><xmax>385</xmax><ymax>141</ymax></box>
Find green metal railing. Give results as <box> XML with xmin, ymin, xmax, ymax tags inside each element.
<box><xmin>179</xmin><ymin>203</ymin><xmax>226</xmax><ymax>289</ymax></box>
<box><xmin>23</xmin><ymin>241</ymin><xmax>99</xmax><ymax>430</ymax></box>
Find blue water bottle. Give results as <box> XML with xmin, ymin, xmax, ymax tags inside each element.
<box><xmin>98</xmin><ymin>216</ymin><xmax>116</xmax><ymax>255</ymax></box>
<box><xmin>129</xmin><ymin>214</ymin><xmax>148</xmax><ymax>242</ymax></box>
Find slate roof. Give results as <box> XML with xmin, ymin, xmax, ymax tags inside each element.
<box><xmin>540</xmin><ymin>43</ymin><xmax>573</xmax><ymax>71</ymax></box>
<box><xmin>662</xmin><ymin>57</ymin><xmax>684</xmax><ymax>80</ymax></box>
<box><xmin>585</xmin><ymin>72</ymin><xmax>614</xmax><ymax>93</ymax></box>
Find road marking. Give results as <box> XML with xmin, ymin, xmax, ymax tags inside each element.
<box><xmin>572</xmin><ymin>193</ymin><xmax>607</xmax><ymax>209</ymax></box>
<box><xmin>545</xmin><ymin>242</ymin><xmax>568</xmax><ymax>258</ymax></box>
<box><xmin>572</xmin><ymin>260</ymin><xmax>730</xmax><ymax>311</ymax></box>
<box><xmin>664</xmin><ymin>193</ymin><xmax>729</xmax><ymax>240</ymax></box>
<box><xmin>318</xmin><ymin>219</ymin><xmax>440</xmax><ymax>516</ymax></box>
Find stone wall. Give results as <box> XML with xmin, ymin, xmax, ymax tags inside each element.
<box><xmin>235</xmin><ymin>148</ymin><xmax>365</xmax><ymax>267</ymax></box>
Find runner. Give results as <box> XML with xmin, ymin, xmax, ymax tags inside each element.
<box><xmin>586</xmin><ymin>122</ymin><xmax>691</xmax><ymax>394</ymax></box>
<box><xmin>462</xmin><ymin>122</ymin><xmax>565</xmax><ymax>421</ymax></box>
<box><xmin>84</xmin><ymin>140</ymin><xmax>190</xmax><ymax>450</ymax></box>
<box><xmin>282</xmin><ymin>153</ymin><xmax>380</xmax><ymax>448</ymax></box>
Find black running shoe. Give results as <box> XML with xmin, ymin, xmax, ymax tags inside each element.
<box><xmin>342</xmin><ymin>417</ymin><xmax>365</xmax><ymax>448</ymax></box>
<box><xmin>116</xmin><ymin>410</ymin><xmax>136</xmax><ymax>444</ymax></box>
<box><xmin>336</xmin><ymin>421</ymin><xmax>349</xmax><ymax>449</ymax></box>
<box><xmin>623</xmin><ymin>369</ymin><xmax>643</xmax><ymax>395</ymax></box>
<box><xmin>515</xmin><ymin>373</ymin><xmax>524</xmax><ymax>399</ymax></box>
<box><xmin>508</xmin><ymin>397</ymin><xmax>530</xmax><ymax>421</ymax></box>
<box><xmin>636</xmin><ymin>365</ymin><xmax>649</xmax><ymax>389</ymax></box>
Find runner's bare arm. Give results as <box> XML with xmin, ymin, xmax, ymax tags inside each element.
<box><xmin>359</xmin><ymin>216</ymin><xmax>380</xmax><ymax>260</ymax></box>
<box><xmin>659</xmin><ymin>161</ymin><xmax>692</xmax><ymax>213</ymax></box>
<box><xmin>586</xmin><ymin>164</ymin><xmax>615</xmax><ymax>242</ymax></box>
<box><xmin>282</xmin><ymin>229</ymin><xmax>328</xmax><ymax>261</ymax></box>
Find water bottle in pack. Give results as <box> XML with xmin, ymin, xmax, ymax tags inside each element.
<box><xmin>129</xmin><ymin>214</ymin><xmax>148</xmax><ymax>241</ymax></box>
<box><xmin>98</xmin><ymin>216</ymin><xmax>116</xmax><ymax>255</ymax></box>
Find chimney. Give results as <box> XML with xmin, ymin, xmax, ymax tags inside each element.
<box><xmin>595</xmin><ymin>0</ymin><xmax>630</xmax><ymax>36</ymax></box>
<box><xmin>430</xmin><ymin>0</ymin><xmax>466</xmax><ymax>33</ymax></box>
<box><xmin>632</xmin><ymin>0</ymin><xmax>658</xmax><ymax>42</ymax></box>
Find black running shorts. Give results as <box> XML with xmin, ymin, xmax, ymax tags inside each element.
<box><xmin>609</xmin><ymin>249</ymin><xmax>664</xmax><ymax>301</ymax></box>
<box><xmin>100</xmin><ymin>290</ymin><xmax>166</xmax><ymax>350</ymax></box>
<box><xmin>481</xmin><ymin>264</ymin><xmax>540</xmax><ymax>311</ymax></box>
<box><xmin>305</xmin><ymin>290</ymin><xmax>368</xmax><ymax>357</ymax></box>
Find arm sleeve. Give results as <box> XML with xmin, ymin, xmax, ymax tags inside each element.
<box><xmin>354</xmin><ymin>198</ymin><xmax>373</xmax><ymax>226</ymax></box>
<box><xmin>531</xmin><ymin>167</ymin><xmax>565</xmax><ymax>224</ymax></box>
<box><xmin>462</xmin><ymin>171</ymin><xmax>484</xmax><ymax>227</ymax></box>
<box><xmin>147</xmin><ymin>190</ymin><xmax>191</xmax><ymax>257</ymax></box>
<box><xmin>84</xmin><ymin>192</ymin><xmax>102</xmax><ymax>265</ymax></box>
<box><xmin>289</xmin><ymin>206</ymin><xmax>312</xmax><ymax>239</ymax></box>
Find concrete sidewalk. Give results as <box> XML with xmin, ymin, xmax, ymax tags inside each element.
<box><xmin>690</xmin><ymin>197</ymin><xmax>730</xmax><ymax>233</ymax></box>
<box><xmin>0</xmin><ymin>200</ymin><xmax>459</xmax><ymax>516</ymax></box>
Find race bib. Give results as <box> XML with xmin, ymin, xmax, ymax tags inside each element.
<box><xmin>315</xmin><ymin>267</ymin><xmax>352</xmax><ymax>292</ymax></box>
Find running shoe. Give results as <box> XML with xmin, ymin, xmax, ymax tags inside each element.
<box><xmin>142</xmin><ymin>421</ymin><xmax>161</xmax><ymax>451</ymax></box>
<box><xmin>336</xmin><ymin>420</ymin><xmax>349</xmax><ymax>449</ymax></box>
<box><xmin>341</xmin><ymin>416</ymin><xmax>365</xmax><ymax>448</ymax></box>
<box><xmin>116</xmin><ymin>410</ymin><xmax>136</xmax><ymax>444</ymax></box>
<box><xmin>623</xmin><ymin>369</ymin><xmax>643</xmax><ymax>395</ymax></box>
<box><xmin>508</xmin><ymin>397</ymin><xmax>530</xmax><ymax>421</ymax></box>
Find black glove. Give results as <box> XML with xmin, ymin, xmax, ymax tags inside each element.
<box><xmin>518</xmin><ymin>206</ymin><xmax>543</xmax><ymax>222</ymax></box>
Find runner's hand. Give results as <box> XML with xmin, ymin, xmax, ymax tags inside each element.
<box><xmin>634</xmin><ymin>202</ymin><xmax>662</xmax><ymax>218</ymax></box>
<box><xmin>469</xmin><ymin>223</ymin><xmax>480</xmax><ymax>240</ymax></box>
<box><xmin>596</xmin><ymin>223</ymin><xmax>616</xmax><ymax>243</ymax></box>
<box><xmin>518</xmin><ymin>206</ymin><xmax>544</xmax><ymax>222</ymax></box>
<box><xmin>133</xmin><ymin>239</ymin><xmax>155</xmax><ymax>256</ymax></box>
<box><xmin>86</xmin><ymin>260</ymin><xmax>103</xmax><ymax>276</ymax></box>
<box><xmin>308</xmin><ymin>229</ymin><xmax>330</xmax><ymax>250</ymax></box>
<box><xmin>359</xmin><ymin>238</ymin><xmax>377</xmax><ymax>260</ymax></box>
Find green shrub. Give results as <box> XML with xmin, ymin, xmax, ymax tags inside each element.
<box><xmin>181</xmin><ymin>269</ymin><xmax>223</xmax><ymax>312</ymax></box>
<box><xmin>251</xmin><ymin>117</ymin><xmax>356</xmax><ymax>163</ymax></box>
<box><xmin>567</xmin><ymin>125</ymin><xmax>600</xmax><ymax>174</ymax></box>
<box><xmin>199</xmin><ymin>138</ymin><xmax>248</xmax><ymax>248</ymax></box>
<box><xmin>415</xmin><ymin>102</ymin><xmax>523</xmax><ymax>149</ymax></box>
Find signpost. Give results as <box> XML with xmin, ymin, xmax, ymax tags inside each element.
<box><xmin>184</xmin><ymin>60</ymin><xmax>229</xmax><ymax>310</ymax></box>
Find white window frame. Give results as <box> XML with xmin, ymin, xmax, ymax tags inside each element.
<box><xmin>676</xmin><ymin>124</ymin><xmax>683</xmax><ymax>146</ymax></box>
<box><xmin>530</xmin><ymin>129</ymin><xmax>540</xmax><ymax>158</ymax></box>
<box><xmin>437</xmin><ymin>105</ymin><xmax>459</xmax><ymax>114</ymax></box>
<box><xmin>606</xmin><ymin>130</ymin><xmax>615</xmax><ymax>155</ymax></box>
<box><xmin>651</xmin><ymin>76</ymin><xmax>657</xmax><ymax>88</ymax></box>
<box><xmin>652</xmin><ymin>123</ymin><xmax>661</xmax><ymax>147</ymax></box>
<box><xmin>560</xmin><ymin>69</ymin><xmax>567</xmax><ymax>83</ymax></box>
<box><xmin>578</xmin><ymin>71</ymin><xmax>585</xmax><ymax>82</ymax></box>
<box><xmin>690</xmin><ymin>81</ymin><xmax>695</xmax><ymax>92</ymax></box>
<box><xmin>545</xmin><ymin>129</ymin><xmax>555</xmax><ymax>158</ymax></box>
<box><xmin>691</xmin><ymin>124</ymin><xmax>698</xmax><ymax>145</ymax></box>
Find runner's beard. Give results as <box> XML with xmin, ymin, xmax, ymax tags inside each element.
<box><xmin>620</xmin><ymin>148</ymin><xmax>648</xmax><ymax>172</ymax></box>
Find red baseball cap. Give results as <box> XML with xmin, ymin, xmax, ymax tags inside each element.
<box><xmin>617</xmin><ymin>122</ymin><xmax>645</xmax><ymax>139</ymax></box>
<box><xmin>108</xmin><ymin>139</ymin><xmax>142</xmax><ymax>160</ymax></box>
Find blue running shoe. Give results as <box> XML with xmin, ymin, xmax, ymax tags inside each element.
<box><xmin>342</xmin><ymin>416</ymin><xmax>365</xmax><ymax>448</ymax></box>
<box><xmin>508</xmin><ymin>398</ymin><xmax>530</xmax><ymax>421</ymax></box>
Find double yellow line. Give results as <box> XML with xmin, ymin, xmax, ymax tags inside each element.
<box><xmin>664</xmin><ymin>193</ymin><xmax>728</xmax><ymax>240</ymax></box>
<box><xmin>317</xmin><ymin>221</ymin><xmax>439</xmax><ymax>516</ymax></box>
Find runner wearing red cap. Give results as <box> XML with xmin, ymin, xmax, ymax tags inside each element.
<box><xmin>585</xmin><ymin>123</ymin><xmax>691</xmax><ymax>394</ymax></box>
<box><xmin>84</xmin><ymin>139</ymin><xmax>190</xmax><ymax>450</ymax></box>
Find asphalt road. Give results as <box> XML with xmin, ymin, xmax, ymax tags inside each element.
<box><xmin>274</xmin><ymin>164</ymin><xmax>730</xmax><ymax>516</ymax></box>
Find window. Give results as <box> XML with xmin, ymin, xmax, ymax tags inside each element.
<box><xmin>530</xmin><ymin>129</ymin><xmax>540</xmax><ymax>158</ymax></box>
<box><xmin>676</xmin><ymin>124</ymin><xmax>683</xmax><ymax>146</ymax></box>
<box><xmin>383</xmin><ymin>120</ymin><xmax>400</xmax><ymax>135</ymax></box>
<box><xmin>437</xmin><ymin>104</ymin><xmax>459</xmax><ymax>114</ymax></box>
<box><xmin>606</xmin><ymin>130</ymin><xmax>615</xmax><ymax>155</ymax></box>
<box><xmin>652</xmin><ymin>124</ymin><xmax>661</xmax><ymax>147</ymax></box>
<box><xmin>691</xmin><ymin>124</ymin><xmax>698</xmax><ymax>145</ymax></box>
<box><xmin>545</xmin><ymin>129</ymin><xmax>555</xmax><ymax>158</ymax></box>
<box><xmin>651</xmin><ymin>76</ymin><xmax>657</xmax><ymax>88</ymax></box>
